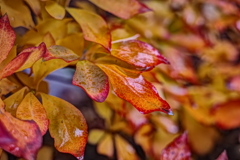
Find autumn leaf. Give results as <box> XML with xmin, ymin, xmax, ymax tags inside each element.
<box><xmin>97</xmin><ymin>133</ymin><xmax>114</xmax><ymax>158</ymax></box>
<box><xmin>115</xmin><ymin>134</ymin><xmax>138</xmax><ymax>160</ymax></box>
<box><xmin>45</xmin><ymin>1</ymin><xmax>66</xmax><ymax>20</ymax></box>
<box><xmin>111</xmin><ymin>40</ymin><xmax>170</xmax><ymax>70</ymax></box>
<box><xmin>16</xmin><ymin>92</ymin><xmax>49</xmax><ymax>135</ymax></box>
<box><xmin>0</xmin><ymin>100</ymin><xmax>42</xmax><ymax>160</ymax></box>
<box><xmin>24</xmin><ymin>0</ymin><xmax>41</xmax><ymax>15</ymax></box>
<box><xmin>0</xmin><ymin>0</ymin><xmax>34</xmax><ymax>28</ymax></box>
<box><xmin>89</xmin><ymin>0</ymin><xmax>151</xmax><ymax>19</ymax></box>
<box><xmin>43</xmin><ymin>45</ymin><xmax>80</xmax><ymax>62</ymax></box>
<box><xmin>0</xmin><ymin>78</ymin><xmax>18</xmax><ymax>97</ymax></box>
<box><xmin>161</xmin><ymin>132</ymin><xmax>191</xmax><ymax>160</ymax></box>
<box><xmin>211</xmin><ymin>99</ymin><xmax>240</xmax><ymax>129</ymax></box>
<box><xmin>40</xmin><ymin>93</ymin><xmax>88</xmax><ymax>159</ymax></box>
<box><xmin>32</xmin><ymin>58</ymin><xmax>69</xmax><ymax>86</ymax></box>
<box><xmin>98</xmin><ymin>64</ymin><xmax>172</xmax><ymax>114</ymax></box>
<box><xmin>66</xmin><ymin>8</ymin><xmax>111</xmax><ymax>50</ymax></box>
<box><xmin>73</xmin><ymin>60</ymin><xmax>109</xmax><ymax>102</ymax></box>
<box><xmin>4</xmin><ymin>87</ymin><xmax>28</xmax><ymax>116</ymax></box>
<box><xmin>0</xmin><ymin>14</ymin><xmax>16</xmax><ymax>65</ymax></box>
<box><xmin>0</xmin><ymin>43</ymin><xmax>46</xmax><ymax>79</ymax></box>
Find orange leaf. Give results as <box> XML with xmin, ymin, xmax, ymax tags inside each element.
<box><xmin>66</xmin><ymin>8</ymin><xmax>111</xmax><ymax>50</ymax></box>
<box><xmin>161</xmin><ymin>132</ymin><xmax>191</xmax><ymax>160</ymax></box>
<box><xmin>0</xmin><ymin>14</ymin><xmax>16</xmax><ymax>65</ymax></box>
<box><xmin>111</xmin><ymin>40</ymin><xmax>169</xmax><ymax>70</ymax></box>
<box><xmin>211</xmin><ymin>99</ymin><xmax>240</xmax><ymax>129</ymax></box>
<box><xmin>40</xmin><ymin>93</ymin><xmax>88</xmax><ymax>159</ymax></box>
<box><xmin>89</xmin><ymin>0</ymin><xmax>151</xmax><ymax>19</ymax></box>
<box><xmin>0</xmin><ymin>100</ymin><xmax>42</xmax><ymax>160</ymax></box>
<box><xmin>72</xmin><ymin>60</ymin><xmax>109</xmax><ymax>102</ymax></box>
<box><xmin>98</xmin><ymin>64</ymin><xmax>172</xmax><ymax>114</ymax></box>
<box><xmin>0</xmin><ymin>43</ymin><xmax>46</xmax><ymax>79</ymax></box>
<box><xmin>16</xmin><ymin>92</ymin><xmax>49</xmax><ymax>135</ymax></box>
<box><xmin>43</xmin><ymin>45</ymin><xmax>80</xmax><ymax>62</ymax></box>
<box><xmin>0</xmin><ymin>78</ymin><xmax>18</xmax><ymax>97</ymax></box>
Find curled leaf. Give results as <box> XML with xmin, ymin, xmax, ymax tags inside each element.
<box><xmin>111</xmin><ymin>40</ymin><xmax>169</xmax><ymax>70</ymax></box>
<box><xmin>0</xmin><ymin>14</ymin><xmax>16</xmax><ymax>65</ymax></box>
<box><xmin>98</xmin><ymin>64</ymin><xmax>172</xmax><ymax>114</ymax></box>
<box><xmin>66</xmin><ymin>8</ymin><xmax>111</xmax><ymax>50</ymax></box>
<box><xmin>43</xmin><ymin>45</ymin><xmax>80</xmax><ymax>62</ymax></box>
<box><xmin>89</xmin><ymin>0</ymin><xmax>151</xmax><ymax>19</ymax></box>
<box><xmin>0</xmin><ymin>101</ymin><xmax>42</xmax><ymax>160</ymax></box>
<box><xmin>40</xmin><ymin>93</ymin><xmax>88</xmax><ymax>159</ymax></box>
<box><xmin>73</xmin><ymin>60</ymin><xmax>109</xmax><ymax>102</ymax></box>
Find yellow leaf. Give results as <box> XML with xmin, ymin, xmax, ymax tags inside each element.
<box><xmin>97</xmin><ymin>133</ymin><xmax>114</xmax><ymax>158</ymax></box>
<box><xmin>115</xmin><ymin>135</ymin><xmax>138</xmax><ymax>160</ymax></box>
<box><xmin>16</xmin><ymin>92</ymin><xmax>49</xmax><ymax>135</ymax></box>
<box><xmin>0</xmin><ymin>0</ymin><xmax>34</xmax><ymax>28</ymax></box>
<box><xmin>43</xmin><ymin>32</ymin><xmax>56</xmax><ymax>47</ymax></box>
<box><xmin>32</xmin><ymin>58</ymin><xmax>69</xmax><ymax>87</ymax></box>
<box><xmin>88</xmin><ymin>129</ymin><xmax>105</xmax><ymax>144</ymax></box>
<box><xmin>24</xmin><ymin>0</ymin><xmax>41</xmax><ymax>15</ymax></box>
<box><xmin>4</xmin><ymin>87</ymin><xmax>28</xmax><ymax>116</ymax></box>
<box><xmin>40</xmin><ymin>93</ymin><xmax>88</xmax><ymax>159</ymax></box>
<box><xmin>45</xmin><ymin>1</ymin><xmax>66</xmax><ymax>20</ymax></box>
<box><xmin>66</xmin><ymin>8</ymin><xmax>111</xmax><ymax>50</ymax></box>
<box><xmin>56</xmin><ymin>33</ymin><xmax>84</xmax><ymax>57</ymax></box>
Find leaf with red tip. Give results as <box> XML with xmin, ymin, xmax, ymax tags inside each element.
<box><xmin>161</xmin><ymin>132</ymin><xmax>191</xmax><ymax>160</ymax></box>
<box><xmin>0</xmin><ymin>100</ymin><xmax>42</xmax><ymax>160</ymax></box>
<box><xmin>40</xmin><ymin>93</ymin><xmax>88</xmax><ymax>159</ymax></box>
<box><xmin>66</xmin><ymin>8</ymin><xmax>111</xmax><ymax>50</ymax></box>
<box><xmin>97</xmin><ymin>64</ymin><xmax>172</xmax><ymax>114</ymax></box>
<box><xmin>0</xmin><ymin>14</ymin><xmax>16</xmax><ymax>64</ymax></box>
<box><xmin>89</xmin><ymin>0</ymin><xmax>151</xmax><ymax>19</ymax></box>
<box><xmin>0</xmin><ymin>43</ymin><xmax>46</xmax><ymax>79</ymax></box>
<box><xmin>111</xmin><ymin>40</ymin><xmax>169</xmax><ymax>70</ymax></box>
<box><xmin>43</xmin><ymin>45</ymin><xmax>80</xmax><ymax>62</ymax></box>
<box><xmin>73</xmin><ymin>60</ymin><xmax>109</xmax><ymax>102</ymax></box>
<box><xmin>211</xmin><ymin>99</ymin><xmax>240</xmax><ymax>129</ymax></box>
<box><xmin>16</xmin><ymin>92</ymin><xmax>49</xmax><ymax>135</ymax></box>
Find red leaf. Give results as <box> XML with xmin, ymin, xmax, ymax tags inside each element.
<box><xmin>111</xmin><ymin>40</ymin><xmax>169</xmax><ymax>70</ymax></box>
<box><xmin>0</xmin><ymin>14</ymin><xmax>16</xmax><ymax>64</ymax></box>
<box><xmin>89</xmin><ymin>0</ymin><xmax>151</xmax><ymax>19</ymax></box>
<box><xmin>211</xmin><ymin>99</ymin><xmax>240</xmax><ymax>129</ymax></box>
<box><xmin>0</xmin><ymin>101</ymin><xmax>42</xmax><ymax>160</ymax></box>
<box><xmin>98</xmin><ymin>64</ymin><xmax>172</xmax><ymax>114</ymax></box>
<box><xmin>0</xmin><ymin>43</ymin><xmax>46</xmax><ymax>79</ymax></box>
<box><xmin>73</xmin><ymin>60</ymin><xmax>109</xmax><ymax>102</ymax></box>
<box><xmin>161</xmin><ymin>132</ymin><xmax>191</xmax><ymax>160</ymax></box>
